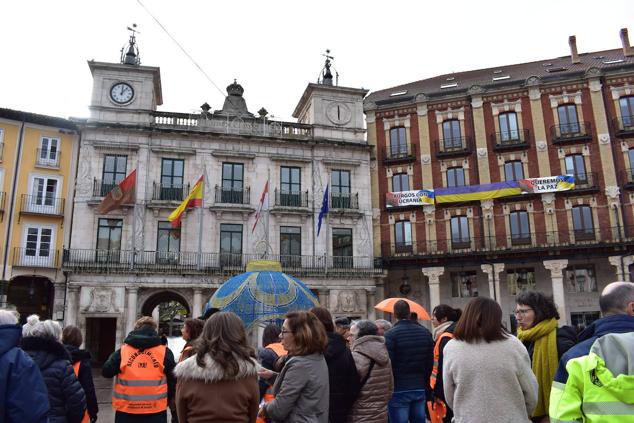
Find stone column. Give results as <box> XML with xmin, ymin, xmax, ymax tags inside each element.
<box><xmin>422</xmin><ymin>267</ymin><xmax>444</xmax><ymax>312</ymax></box>
<box><xmin>481</xmin><ymin>263</ymin><xmax>505</xmax><ymax>306</ymax></box>
<box><xmin>544</xmin><ymin>259</ymin><xmax>569</xmax><ymax>325</ymax></box>
<box><xmin>65</xmin><ymin>286</ymin><xmax>81</xmax><ymax>327</ymax></box>
<box><xmin>125</xmin><ymin>287</ymin><xmax>139</xmax><ymax>335</ymax></box>
<box><xmin>192</xmin><ymin>288</ymin><xmax>203</xmax><ymax>318</ymax></box>
<box><xmin>318</xmin><ymin>289</ymin><xmax>330</xmax><ymax>309</ymax></box>
<box><xmin>608</xmin><ymin>255</ymin><xmax>634</xmax><ymax>282</ymax></box>
<box><xmin>53</xmin><ymin>282</ymin><xmax>67</xmax><ymax>321</ymax></box>
<box><xmin>366</xmin><ymin>288</ymin><xmax>376</xmax><ymax>320</ymax></box>
<box><xmin>470</xmin><ymin>88</ymin><xmax>491</xmax><ymax>184</ymax></box>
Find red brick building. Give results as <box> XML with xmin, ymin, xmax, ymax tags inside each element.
<box><xmin>365</xmin><ymin>29</ymin><xmax>634</xmax><ymax>330</ymax></box>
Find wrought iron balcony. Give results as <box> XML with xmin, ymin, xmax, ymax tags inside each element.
<box><xmin>382</xmin><ymin>226</ymin><xmax>631</xmax><ymax>259</ymax></box>
<box><xmin>0</xmin><ymin>192</ymin><xmax>5</xmax><ymax>213</ymax></box>
<box><xmin>0</xmin><ymin>143</ymin><xmax>4</xmax><ymax>161</ymax></box>
<box><xmin>436</xmin><ymin>136</ymin><xmax>472</xmax><ymax>157</ymax></box>
<box><xmin>20</xmin><ymin>194</ymin><xmax>64</xmax><ymax>216</ymax></box>
<box><xmin>491</xmin><ymin>129</ymin><xmax>531</xmax><ymax>151</ymax></box>
<box><xmin>622</xmin><ymin>168</ymin><xmax>634</xmax><ymax>188</ymax></box>
<box><xmin>550</xmin><ymin>122</ymin><xmax>592</xmax><ymax>144</ymax></box>
<box><xmin>35</xmin><ymin>149</ymin><xmax>61</xmax><ymax>167</ymax></box>
<box><xmin>13</xmin><ymin>247</ymin><xmax>59</xmax><ymax>268</ymax></box>
<box><xmin>330</xmin><ymin>192</ymin><xmax>359</xmax><ymax>210</ymax></box>
<box><xmin>273</xmin><ymin>189</ymin><xmax>309</xmax><ymax>208</ymax></box>
<box><xmin>62</xmin><ymin>249</ymin><xmax>382</xmax><ymax>277</ymax></box>
<box><xmin>384</xmin><ymin>144</ymin><xmax>417</xmax><ymax>163</ymax></box>
<box><xmin>92</xmin><ymin>179</ymin><xmax>118</xmax><ymax>197</ymax></box>
<box><xmin>570</xmin><ymin>172</ymin><xmax>599</xmax><ymax>191</ymax></box>
<box><xmin>612</xmin><ymin>116</ymin><xmax>634</xmax><ymax>137</ymax></box>
<box><xmin>214</xmin><ymin>185</ymin><xmax>250</xmax><ymax>205</ymax></box>
<box><xmin>152</xmin><ymin>182</ymin><xmax>190</xmax><ymax>202</ymax></box>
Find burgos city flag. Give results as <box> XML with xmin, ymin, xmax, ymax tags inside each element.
<box><xmin>168</xmin><ymin>175</ymin><xmax>204</xmax><ymax>228</ymax></box>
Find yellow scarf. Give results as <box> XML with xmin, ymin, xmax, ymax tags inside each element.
<box><xmin>517</xmin><ymin>318</ymin><xmax>558</xmax><ymax>417</ymax></box>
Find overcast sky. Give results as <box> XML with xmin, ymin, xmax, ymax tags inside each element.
<box><xmin>2</xmin><ymin>1</ymin><xmax>633</xmax><ymax>122</ymax></box>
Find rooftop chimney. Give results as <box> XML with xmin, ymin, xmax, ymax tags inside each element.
<box><xmin>569</xmin><ymin>35</ymin><xmax>580</xmax><ymax>64</ymax></box>
<box><xmin>621</xmin><ymin>28</ymin><xmax>633</xmax><ymax>57</ymax></box>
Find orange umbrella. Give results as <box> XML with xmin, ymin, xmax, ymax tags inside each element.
<box><xmin>374</xmin><ymin>298</ymin><xmax>431</xmax><ymax>320</ymax></box>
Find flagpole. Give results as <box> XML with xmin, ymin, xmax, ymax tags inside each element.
<box><xmin>265</xmin><ymin>168</ymin><xmax>270</xmax><ymax>259</ymax></box>
<box><xmin>197</xmin><ymin>174</ymin><xmax>204</xmax><ymax>270</ymax></box>
<box><xmin>130</xmin><ymin>169</ymin><xmax>138</xmax><ymax>270</ymax></box>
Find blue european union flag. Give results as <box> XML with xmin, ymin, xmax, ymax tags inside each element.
<box><xmin>317</xmin><ymin>184</ymin><xmax>329</xmax><ymax>236</ymax></box>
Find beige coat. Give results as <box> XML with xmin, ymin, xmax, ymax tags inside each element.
<box><xmin>348</xmin><ymin>335</ymin><xmax>393</xmax><ymax>423</ymax></box>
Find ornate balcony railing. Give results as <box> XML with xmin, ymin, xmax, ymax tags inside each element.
<box><xmin>491</xmin><ymin>129</ymin><xmax>531</xmax><ymax>150</ymax></box>
<box><xmin>330</xmin><ymin>192</ymin><xmax>359</xmax><ymax>210</ymax></box>
<box><xmin>152</xmin><ymin>111</ymin><xmax>313</xmax><ymax>140</ymax></box>
<box><xmin>274</xmin><ymin>189</ymin><xmax>309</xmax><ymax>208</ymax></box>
<box><xmin>20</xmin><ymin>194</ymin><xmax>64</xmax><ymax>216</ymax></box>
<box><xmin>437</xmin><ymin>136</ymin><xmax>472</xmax><ymax>157</ymax></box>
<box><xmin>621</xmin><ymin>168</ymin><xmax>634</xmax><ymax>187</ymax></box>
<box><xmin>152</xmin><ymin>182</ymin><xmax>190</xmax><ymax>202</ymax></box>
<box><xmin>92</xmin><ymin>179</ymin><xmax>117</xmax><ymax>197</ymax></box>
<box><xmin>0</xmin><ymin>143</ymin><xmax>4</xmax><ymax>161</ymax></box>
<box><xmin>214</xmin><ymin>185</ymin><xmax>250</xmax><ymax>205</ymax></box>
<box><xmin>571</xmin><ymin>172</ymin><xmax>599</xmax><ymax>190</ymax></box>
<box><xmin>0</xmin><ymin>191</ymin><xmax>5</xmax><ymax>212</ymax></box>
<box><xmin>384</xmin><ymin>144</ymin><xmax>417</xmax><ymax>163</ymax></box>
<box><xmin>550</xmin><ymin>121</ymin><xmax>592</xmax><ymax>143</ymax></box>
<box><xmin>383</xmin><ymin>226</ymin><xmax>631</xmax><ymax>258</ymax></box>
<box><xmin>13</xmin><ymin>247</ymin><xmax>59</xmax><ymax>268</ymax></box>
<box><xmin>612</xmin><ymin>115</ymin><xmax>634</xmax><ymax>136</ymax></box>
<box><xmin>62</xmin><ymin>249</ymin><xmax>382</xmax><ymax>277</ymax></box>
<box><xmin>36</xmin><ymin>149</ymin><xmax>61</xmax><ymax>167</ymax></box>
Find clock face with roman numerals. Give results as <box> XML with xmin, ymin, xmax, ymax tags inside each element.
<box><xmin>326</xmin><ymin>102</ymin><xmax>352</xmax><ymax>125</ymax></box>
<box><xmin>110</xmin><ymin>82</ymin><xmax>134</xmax><ymax>104</ymax></box>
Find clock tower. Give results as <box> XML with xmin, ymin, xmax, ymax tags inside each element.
<box><xmin>292</xmin><ymin>51</ymin><xmax>368</xmax><ymax>143</ymax></box>
<box><xmin>87</xmin><ymin>29</ymin><xmax>162</xmax><ymax>125</ymax></box>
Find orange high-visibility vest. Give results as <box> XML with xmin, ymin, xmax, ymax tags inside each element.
<box><xmin>429</xmin><ymin>331</ymin><xmax>454</xmax><ymax>389</ymax></box>
<box><xmin>265</xmin><ymin>342</ymin><xmax>287</xmax><ymax>358</ymax></box>
<box><xmin>112</xmin><ymin>344</ymin><xmax>168</xmax><ymax>414</ymax></box>
<box><xmin>427</xmin><ymin>331</ymin><xmax>454</xmax><ymax>423</ymax></box>
<box><xmin>72</xmin><ymin>362</ymin><xmax>90</xmax><ymax>423</ymax></box>
<box><xmin>256</xmin><ymin>387</ymin><xmax>276</xmax><ymax>423</ymax></box>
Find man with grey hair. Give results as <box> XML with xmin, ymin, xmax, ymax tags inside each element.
<box><xmin>374</xmin><ymin>319</ymin><xmax>392</xmax><ymax>336</ymax></box>
<box><xmin>554</xmin><ymin>281</ymin><xmax>634</xmax><ymax>383</ymax></box>
<box><xmin>0</xmin><ymin>310</ymin><xmax>49</xmax><ymax>422</ymax></box>
<box><xmin>348</xmin><ymin>320</ymin><xmax>393</xmax><ymax>422</ymax></box>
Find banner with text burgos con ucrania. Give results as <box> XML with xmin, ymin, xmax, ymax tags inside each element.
<box><xmin>385</xmin><ymin>189</ymin><xmax>435</xmax><ymax>208</ymax></box>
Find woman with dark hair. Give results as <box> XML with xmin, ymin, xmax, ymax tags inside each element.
<box><xmin>260</xmin><ymin>311</ymin><xmax>329</xmax><ymax>423</ymax></box>
<box><xmin>179</xmin><ymin>318</ymin><xmax>204</xmax><ymax>362</ymax></box>
<box><xmin>443</xmin><ymin>297</ymin><xmax>538</xmax><ymax>423</ymax></box>
<box><xmin>174</xmin><ymin>312</ymin><xmax>259</xmax><ymax>422</ymax></box>
<box><xmin>257</xmin><ymin>323</ymin><xmax>287</xmax><ymax>401</ymax></box>
<box><xmin>63</xmin><ymin>325</ymin><xmax>98</xmax><ymax>423</ymax></box>
<box><xmin>310</xmin><ymin>306</ymin><xmax>359</xmax><ymax>423</ymax></box>
<box><xmin>428</xmin><ymin>304</ymin><xmax>462</xmax><ymax>423</ymax></box>
<box><xmin>515</xmin><ymin>291</ymin><xmax>577</xmax><ymax>422</ymax></box>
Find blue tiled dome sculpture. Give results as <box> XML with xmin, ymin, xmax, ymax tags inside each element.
<box><xmin>204</xmin><ymin>260</ymin><xmax>319</xmax><ymax>329</ymax></box>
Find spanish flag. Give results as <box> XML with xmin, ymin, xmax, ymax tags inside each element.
<box><xmin>168</xmin><ymin>175</ymin><xmax>204</xmax><ymax>228</ymax></box>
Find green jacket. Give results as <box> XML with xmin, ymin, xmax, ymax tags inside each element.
<box><xmin>549</xmin><ymin>332</ymin><xmax>634</xmax><ymax>423</ymax></box>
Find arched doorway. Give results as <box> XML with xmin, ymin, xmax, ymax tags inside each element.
<box><xmin>7</xmin><ymin>276</ymin><xmax>54</xmax><ymax>323</ymax></box>
<box><xmin>141</xmin><ymin>291</ymin><xmax>191</xmax><ymax>337</ymax></box>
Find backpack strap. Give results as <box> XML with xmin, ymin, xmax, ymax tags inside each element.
<box><xmin>355</xmin><ymin>351</ymin><xmax>376</xmax><ymax>388</ymax></box>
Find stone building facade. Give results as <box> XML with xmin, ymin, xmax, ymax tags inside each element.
<box><xmin>365</xmin><ymin>29</ymin><xmax>634</xmax><ymax>330</ymax></box>
<box><xmin>63</xmin><ymin>38</ymin><xmax>381</xmax><ymax>357</ymax></box>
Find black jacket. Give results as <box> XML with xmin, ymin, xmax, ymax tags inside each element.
<box><xmin>21</xmin><ymin>336</ymin><xmax>87</xmax><ymax>423</ymax></box>
<box><xmin>385</xmin><ymin>319</ymin><xmax>434</xmax><ymax>392</ymax></box>
<box><xmin>522</xmin><ymin>325</ymin><xmax>577</xmax><ymax>362</ymax></box>
<box><xmin>102</xmin><ymin>327</ymin><xmax>176</xmax><ymax>423</ymax></box>
<box><xmin>324</xmin><ymin>332</ymin><xmax>359</xmax><ymax>423</ymax></box>
<box><xmin>65</xmin><ymin>344</ymin><xmax>98</xmax><ymax>420</ymax></box>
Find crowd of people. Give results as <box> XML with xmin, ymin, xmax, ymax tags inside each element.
<box><xmin>1</xmin><ymin>280</ymin><xmax>633</xmax><ymax>423</ymax></box>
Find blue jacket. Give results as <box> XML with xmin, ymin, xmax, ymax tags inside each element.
<box><xmin>553</xmin><ymin>314</ymin><xmax>634</xmax><ymax>383</ymax></box>
<box><xmin>384</xmin><ymin>319</ymin><xmax>434</xmax><ymax>392</ymax></box>
<box><xmin>22</xmin><ymin>336</ymin><xmax>87</xmax><ymax>423</ymax></box>
<box><xmin>0</xmin><ymin>324</ymin><xmax>49</xmax><ymax>423</ymax></box>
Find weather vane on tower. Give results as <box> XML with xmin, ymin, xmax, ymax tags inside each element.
<box><xmin>121</xmin><ymin>23</ymin><xmax>141</xmax><ymax>66</ymax></box>
<box><xmin>319</xmin><ymin>49</ymin><xmax>339</xmax><ymax>86</ymax></box>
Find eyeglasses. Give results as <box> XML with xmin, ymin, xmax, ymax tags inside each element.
<box><xmin>280</xmin><ymin>329</ymin><xmax>293</xmax><ymax>336</ymax></box>
<box><xmin>514</xmin><ymin>308</ymin><xmax>533</xmax><ymax>316</ymax></box>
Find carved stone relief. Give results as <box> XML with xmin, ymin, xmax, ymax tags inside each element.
<box><xmin>82</xmin><ymin>287</ymin><xmax>121</xmax><ymax>313</ymax></box>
